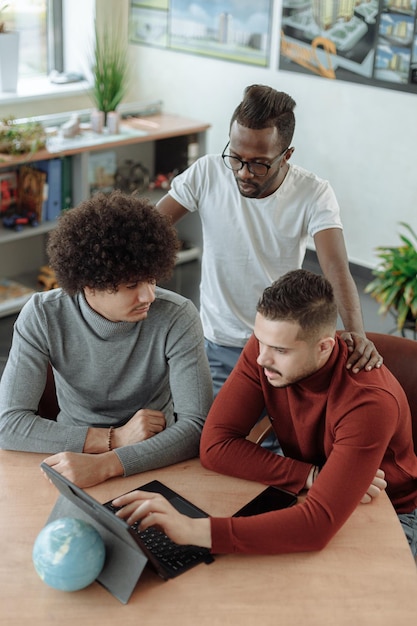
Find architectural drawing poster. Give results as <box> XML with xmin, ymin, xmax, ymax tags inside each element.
<box><xmin>129</xmin><ymin>0</ymin><xmax>273</xmax><ymax>67</ymax></box>
<box><xmin>279</xmin><ymin>1</ymin><xmax>417</xmax><ymax>94</ymax></box>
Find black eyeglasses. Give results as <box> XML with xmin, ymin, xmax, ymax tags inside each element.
<box><xmin>221</xmin><ymin>142</ymin><xmax>289</xmax><ymax>177</ymax></box>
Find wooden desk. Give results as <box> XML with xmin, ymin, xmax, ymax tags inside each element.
<box><xmin>2</xmin><ymin>450</ymin><xmax>417</xmax><ymax>625</ymax></box>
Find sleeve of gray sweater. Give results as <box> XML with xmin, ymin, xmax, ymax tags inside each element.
<box><xmin>0</xmin><ymin>288</ymin><xmax>213</xmax><ymax>476</ymax></box>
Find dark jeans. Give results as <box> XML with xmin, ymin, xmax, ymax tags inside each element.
<box><xmin>398</xmin><ymin>509</ymin><xmax>417</xmax><ymax>558</ymax></box>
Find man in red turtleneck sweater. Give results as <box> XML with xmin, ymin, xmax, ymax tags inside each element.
<box><xmin>114</xmin><ymin>270</ymin><xmax>417</xmax><ymax>557</ymax></box>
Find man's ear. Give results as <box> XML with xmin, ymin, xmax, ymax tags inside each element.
<box><xmin>318</xmin><ymin>336</ymin><xmax>336</xmax><ymax>358</ymax></box>
<box><xmin>286</xmin><ymin>147</ymin><xmax>295</xmax><ymax>161</ymax></box>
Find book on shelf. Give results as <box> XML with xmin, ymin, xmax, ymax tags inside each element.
<box><xmin>88</xmin><ymin>150</ymin><xmax>117</xmax><ymax>196</ymax></box>
<box><xmin>32</xmin><ymin>158</ymin><xmax>62</xmax><ymax>220</ymax></box>
<box><xmin>0</xmin><ymin>278</ymin><xmax>35</xmax><ymax>316</ymax></box>
<box><xmin>61</xmin><ymin>156</ymin><xmax>73</xmax><ymax>211</ymax></box>
<box><xmin>18</xmin><ymin>165</ymin><xmax>47</xmax><ymax>223</ymax></box>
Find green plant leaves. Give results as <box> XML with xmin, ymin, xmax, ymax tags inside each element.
<box><xmin>365</xmin><ymin>222</ymin><xmax>417</xmax><ymax>331</ymax></box>
<box><xmin>91</xmin><ymin>25</ymin><xmax>129</xmax><ymax>116</ymax></box>
<box><xmin>0</xmin><ymin>117</ymin><xmax>46</xmax><ymax>155</ymax></box>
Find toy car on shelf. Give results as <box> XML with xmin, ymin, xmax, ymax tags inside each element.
<box><xmin>2</xmin><ymin>211</ymin><xmax>39</xmax><ymax>232</ymax></box>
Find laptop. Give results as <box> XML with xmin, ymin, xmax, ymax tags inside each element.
<box><xmin>41</xmin><ymin>462</ymin><xmax>214</xmax><ymax>604</ymax></box>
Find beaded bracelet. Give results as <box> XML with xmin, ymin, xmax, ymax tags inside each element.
<box><xmin>108</xmin><ymin>426</ymin><xmax>114</xmax><ymax>452</ymax></box>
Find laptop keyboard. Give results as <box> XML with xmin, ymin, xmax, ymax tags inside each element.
<box><xmin>105</xmin><ymin>502</ymin><xmax>212</xmax><ymax>578</ymax></box>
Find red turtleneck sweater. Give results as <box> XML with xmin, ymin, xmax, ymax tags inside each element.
<box><xmin>200</xmin><ymin>335</ymin><xmax>417</xmax><ymax>554</ymax></box>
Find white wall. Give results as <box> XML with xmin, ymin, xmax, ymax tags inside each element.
<box><xmin>127</xmin><ymin>0</ymin><xmax>417</xmax><ymax>269</ymax></box>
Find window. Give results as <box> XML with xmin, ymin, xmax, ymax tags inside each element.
<box><xmin>0</xmin><ymin>0</ymin><xmax>94</xmax><ymax>101</ymax></box>
<box><xmin>2</xmin><ymin>0</ymin><xmax>68</xmax><ymax>81</ymax></box>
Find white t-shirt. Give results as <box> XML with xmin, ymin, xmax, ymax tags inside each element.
<box><xmin>169</xmin><ymin>154</ymin><xmax>343</xmax><ymax>347</ymax></box>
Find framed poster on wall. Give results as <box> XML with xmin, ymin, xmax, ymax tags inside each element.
<box><xmin>279</xmin><ymin>0</ymin><xmax>417</xmax><ymax>94</ymax></box>
<box><xmin>129</xmin><ymin>0</ymin><xmax>273</xmax><ymax>67</ymax></box>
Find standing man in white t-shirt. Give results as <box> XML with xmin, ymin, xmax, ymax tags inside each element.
<box><xmin>157</xmin><ymin>84</ymin><xmax>382</xmax><ymax>395</ymax></box>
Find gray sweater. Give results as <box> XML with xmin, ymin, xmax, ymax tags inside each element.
<box><xmin>0</xmin><ymin>287</ymin><xmax>213</xmax><ymax>476</ymax></box>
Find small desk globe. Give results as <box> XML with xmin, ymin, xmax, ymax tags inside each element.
<box><xmin>33</xmin><ymin>517</ymin><xmax>106</xmax><ymax>592</ymax></box>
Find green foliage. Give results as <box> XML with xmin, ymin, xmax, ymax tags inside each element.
<box><xmin>91</xmin><ymin>25</ymin><xmax>129</xmax><ymax>116</ymax></box>
<box><xmin>365</xmin><ymin>222</ymin><xmax>417</xmax><ymax>331</ymax></box>
<box><xmin>0</xmin><ymin>117</ymin><xmax>46</xmax><ymax>155</ymax></box>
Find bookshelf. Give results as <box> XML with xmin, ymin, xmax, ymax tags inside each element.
<box><xmin>0</xmin><ymin>114</ymin><xmax>210</xmax><ymax>316</ymax></box>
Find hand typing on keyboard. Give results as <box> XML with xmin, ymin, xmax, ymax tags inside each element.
<box><xmin>112</xmin><ymin>489</ymin><xmax>212</xmax><ymax>549</ymax></box>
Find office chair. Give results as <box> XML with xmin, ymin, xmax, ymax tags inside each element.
<box><xmin>248</xmin><ymin>332</ymin><xmax>417</xmax><ymax>453</ymax></box>
<box><xmin>366</xmin><ymin>332</ymin><xmax>417</xmax><ymax>453</ymax></box>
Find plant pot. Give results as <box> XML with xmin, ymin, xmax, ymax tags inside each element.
<box><xmin>0</xmin><ymin>31</ymin><xmax>20</xmax><ymax>92</ymax></box>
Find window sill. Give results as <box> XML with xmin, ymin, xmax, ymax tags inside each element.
<box><xmin>0</xmin><ymin>76</ymin><xmax>91</xmax><ymax>105</ymax></box>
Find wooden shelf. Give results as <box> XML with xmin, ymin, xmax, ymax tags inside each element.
<box><xmin>0</xmin><ymin>114</ymin><xmax>210</xmax><ymax>164</ymax></box>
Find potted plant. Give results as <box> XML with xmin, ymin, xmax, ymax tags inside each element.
<box><xmin>0</xmin><ymin>116</ymin><xmax>46</xmax><ymax>155</ymax></box>
<box><xmin>90</xmin><ymin>24</ymin><xmax>129</xmax><ymax>127</ymax></box>
<box><xmin>365</xmin><ymin>222</ymin><xmax>417</xmax><ymax>333</ymax></box>
<box><xmin>0</xmin><ymin>3</ymin><xmax>20</xmax><ymax>92</ymax></box>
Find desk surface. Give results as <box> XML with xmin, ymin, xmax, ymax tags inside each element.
<box><xmin>2</xmin><ymin>450</ymin><xmax>417</xmax><ymax>626</ymax></box>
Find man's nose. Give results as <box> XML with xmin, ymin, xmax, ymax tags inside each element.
<box><xmin>257</xmin><ymin>345</ymin><xmax>272</xmax><ymax>366</ymax></box>
<box><xmin>137</xmin><ymin>283</ymin><xmax>156</xmax><ymax>302</ymax></box>
<box><xmin>237</xmin><ymin>162</ymin><xmax>254</xmax><ymax>179</ymax></box>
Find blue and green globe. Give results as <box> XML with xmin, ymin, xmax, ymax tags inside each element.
<box><xmin>33</xmin><ymin>517</ymin><xmax>106</xmax><ymax>592</ymax></box>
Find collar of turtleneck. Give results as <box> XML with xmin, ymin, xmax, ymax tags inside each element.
<box><xmin>78</xmin><ymin>291</ymin><xmax>139</xmax><ymax>340</ymax></box>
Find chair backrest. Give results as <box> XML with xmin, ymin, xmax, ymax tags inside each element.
<box><xmin>366</xmin><ymin>332</ymin><xmax>417</xmax><ymax>454</ymax></box>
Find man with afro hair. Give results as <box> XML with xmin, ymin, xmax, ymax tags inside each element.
<box><xmin>0</xmin><ymin>190</ymin><xmax>213</xmax><ymax>487</ymax></box>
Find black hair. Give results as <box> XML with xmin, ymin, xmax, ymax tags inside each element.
<box><xmin>230</xmin><ymin>84</ymin><xmax>296</xmax><ymax>150</ymax></box>
<box><xmin>257</xmin><ymin>270</ymin><xmax>337</xmax><ymax>341</ymax></box>
<box><xmin>47</xmin><ymin>190</ymin><xmax>180</xmax><ymax>295</ymax></box>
